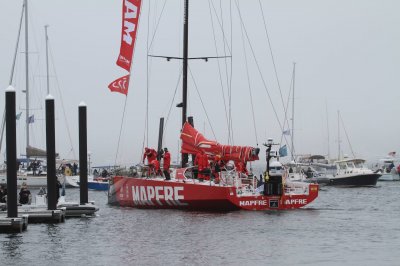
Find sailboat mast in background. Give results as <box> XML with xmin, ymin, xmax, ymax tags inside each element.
<box><xmin>337</xmin><ymin>110</ymin><xmax>341</xmax><ymax>160</ymax></box>
<box><xmin>291</xmin><ymin>62</ymin><xmax>295</xmax><ymax>161</ymax></box>
<box><xmin>45</xmin><ymin>25</ymin><xmax>50</xmax><ymax>95</ymax></box>
<box><xmin>24</xmin><ymin>0</ymin><xmax>30</xmax><ymax>157</ymax></box>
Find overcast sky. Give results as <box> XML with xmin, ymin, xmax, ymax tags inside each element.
<box><xmin>1</xmin><ymin>0</ymin><xmax>399</xmax><ymax>166</ymax></box>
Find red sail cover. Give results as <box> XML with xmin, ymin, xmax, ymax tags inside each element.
<box><xmin>108</xmin><ymin>74</ymin><xmax>130</xmax><ymax>95</ymax></box>
<box><xmin>116</xmin><ymin>0</ymin><xmax>142</xmax><ymax>72</ymax></box>
<box><xmin>180</xmin><ymin>122</ymin><xmax>259</xmax><ymax>163</ymax></box>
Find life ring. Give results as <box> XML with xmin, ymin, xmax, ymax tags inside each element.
<box><xmin>65</xmin><ymin>168</ymin><xmax>72</xmax><ymax>176</ymax></box>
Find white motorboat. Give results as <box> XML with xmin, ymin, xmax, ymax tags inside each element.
<box><xmin>373</xmin><ymin>157</ymin><xmax>400</xmax><ymax>181</ymax></box>
<box><xmin>321</xmin><ymin>159</ymin><xmax>381</xmax><ymax>186</ymax></box>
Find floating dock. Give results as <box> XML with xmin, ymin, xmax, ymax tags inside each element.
<box><xmin>0</xmin><ymin>214</ymin><xmax>29</xmax><ymax>233</ymax></box>
<box><xmin>58</xmin><ymin>197</ymin><xmax>99</xmax><ymax>217</ymax></box>
<box><xmin>17</xmin><ymin>205</ymin><xmax>66</xmax><ymax>223</ymax></box>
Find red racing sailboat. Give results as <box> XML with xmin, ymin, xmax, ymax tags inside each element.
<box><xmin>107</xmin><ymin>0</ymin><xmax>318</xmax><ymax>211</ymax></box>
<box><xmin>108</xmin><ymin>123</ymin><xmax>318</xmax><ymax>211</ymax></box>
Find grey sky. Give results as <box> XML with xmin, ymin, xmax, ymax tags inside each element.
<box><xmin>1</xmin><ymin>0</ymin><xmax>399</xmax><ymax>166</ymax></box>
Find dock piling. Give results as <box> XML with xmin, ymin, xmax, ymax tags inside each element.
<box><xmin>6</xmin><ymin>86</ymin><xmax>18</xmax><ymax>218</ymax></box>
<box><xmin>79</xmin><ymin>102</ymin><xmax>88</xmax><ymax>205</ymax></box>
<box><xmin>46</xmin><ymin>95</ymin><xmax>57</xmax><ymax>210</ymax></box>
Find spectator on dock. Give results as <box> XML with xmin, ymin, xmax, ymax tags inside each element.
<box><xmin>0</xmin><ymin>185</ymin><xmax>7</xmax><ymax>203</ymax></box>
<box><xmin>19</xmin><ymin>182</ymin><xmax>31</xmax><ymax>205</ymax></box>
<box><xmin>73</xmin><ymin>163</ymin><xmax>78</xmax><ymax>175</ymax></box>
<box><xmin>31</xmin><ymin>160</ymin><xmax>38</xmax><ymax>176</ymax></box>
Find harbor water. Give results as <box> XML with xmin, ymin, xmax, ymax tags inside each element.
<box><xmin>1</xmin><ymin>182</ymin><xmax>400</xmax><ymax>266</ymax></box>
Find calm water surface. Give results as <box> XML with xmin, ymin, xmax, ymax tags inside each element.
<box><xmin>1</xmin><ymin>182</ymin><xmax>400</xmax><ymax>266</ymax></box>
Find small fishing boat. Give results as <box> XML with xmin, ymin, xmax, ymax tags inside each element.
<box><xmin>86</xmin><ymin>177</ymin><xmax>109</xmax><ymax>191</ymax></box>
<box><xmin>373</xmin><ymin>156</ymin><xmax>400</xmax><ymax>181</ymax></box>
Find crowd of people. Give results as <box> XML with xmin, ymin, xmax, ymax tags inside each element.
<box><xmin>27</xmin><ymin>160</ymin><xmax>44</xmax><ymax>176</ymax></box>
<box><xmin>141</xmin><ymin>147</ymin><xmax>249</xmax><ymax>182</ymax></box>
<box><xmin>0</xmin><ymin>183</ymin><xmax>32</xmax><ymax>205</ymax></box>
<box><xmin>0</xmin><ymin>181</ymin><xmax>62</xmax><ymax>205</ymax></box>
<box><xmin>59</xmin><ymin>162</ymin><xmax>79</xmax><ymax>176</ymax></box>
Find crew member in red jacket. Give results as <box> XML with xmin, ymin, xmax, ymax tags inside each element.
<box><xmin>163</xmin><ymin>147</ymin><xmax>171</xmax><ymax>180</ymax></box>
<box><xmin>235</xmin><ymin>161</ymin><xmax>249</xmax><ymax>175</ymax></box>
<box><xmin>149</xmin><ymin>159</ymin><xmax>161</xmax><ymax>176</ymax></box>
<box><xmin>143</xmin><ymin>147</ymin><xmax>157</xmax><ymax>164</ymax></box>
<box><xmin>195</xmin><ymin>151</ymin><xmax>210</xmax><ymax>180</ymax></box>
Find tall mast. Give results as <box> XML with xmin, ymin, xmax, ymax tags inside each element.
<box><xmin>291</xmin><ymin>62</ymin><xmax>295</xmax><ymax>161</ymax></box>
<box><xmin>337</xmin><ymin>110</ymin><xmax>340</xmax><ymax>160</ymax></box>
<box><xmin>24</xmin><ymin>0</ymin><xmax>30</xmax><ymax>154</ymax></box>
<box><xmin>181</xmin><ymin>0</ymin><xmax>189</xmax><ymax>167</ymax></box>
<box><xmin>45</xmin><ymin>25</ymin><xmax>50</xmax><ymax>95</ymax></box>
<box><xmin>325</xmin><ymin>100</ymin><xmax>330</xmax><ymax>160</ymax></box>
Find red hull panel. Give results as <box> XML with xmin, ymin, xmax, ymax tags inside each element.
<box><xmin>108</xmin><ymin>176</ymin><xmax>318</xmax><ymax>211</ymax></box>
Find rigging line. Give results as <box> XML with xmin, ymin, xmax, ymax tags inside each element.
<box><xmin>279</xmin><ymin>70</ymin><xmax>294</xmax><ymax>149</ymax></box>
<box><xmin>239</xmin><ymin>10</ymin><xmax>258</xmax><ymax>146</ymax></box>
<box><xmin>210</xmin><ymin>0</ymin><xmax>233</xmax><ymax>143</ymax></box>
<box><xmin>209</xmin><ymin>1</ymin><xmax>232</xmax><ymax>55</ymax></box>
<box><xmin>188</xmin><ymin>66</ymin><xmax>217</xmax><ymax>140</ymax></box>
<box><xmin>234</xmin><ymin>0</ymin><xmax>288</xmax><ymax>144</ymax></box>
<box><xmin>114</xmin><ymin>96</ymin><xmax>129</xmax><ymax>166</ymax></box>
<box><xmin>228</xmin><ymin>0</ymin><xmax>234</xmax><ymax>144</ymax></box>
<box><xmin>9</xmin><ymin>3</ymin><xmax>25</xmax><ymax>86</ymax></box>
<box><xmin>145</xmin><ymin>0</ymin><xmax>153</xmax><ymax>148</ymax></box>
<box><xmin>49</xmin><ymin>43</ymin><xmax>76</xmax><ymax>159</ymax></box>
<box><xmin>207</xmin><ymin>0</ymin><xmax>230</xmax><ymax>133</ymax></box>
<box><xmin>339</xmin><ymin>112</ymin><xmax>355</xmax><ymax>158</ymax></box>
<box><xmin>219</xmin><ymin>0</ymin><xmax>232</xmax><ymax>143</ymax></box>
<box><xmin>162</xmin><ymin>68</ymin><xmax>183</xmax><ymax>144</ymax></box>
<box><xmin>258</xmin><ymin>0</ymin><xmax>285</xmax><ymax>112</ymax></box>
<box><xmin>28</xmin><ymin>2</ymin><xmax>46</xmax><ymax>109</ymax></box>
<box><xmin>147</xmin><ymin>0</ymin><xmax>167</xmax><ymax>52</ymax></box>
<box><xmin>0</xmin><ymin>3</ymin><xmax>25</xmax><ymax>154</ymax></box>
<box><xmin>141</xmin><ymin>113</ymin><xmax>147</xmax><ymax>161</ymax></box>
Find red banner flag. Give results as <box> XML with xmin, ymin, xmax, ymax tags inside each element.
<box><xmin>108</xmin><ymin>75</ymin><xmax>130</xmax><ymax>95</ymax></box>
<box><xmin>116</xmin><ymin>0</ymin><xmax>142</xmax><ymax>72</ymax></box>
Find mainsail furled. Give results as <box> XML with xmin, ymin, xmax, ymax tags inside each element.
<box><xmin>180</xmin><ymin>122</ymin><xmax>259</xmax><ymax>163</ymax></box>
<box><xmin>26</xmin><ymin>145</ymin><xmax>59</xmax><ymax>158</ymax></box>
